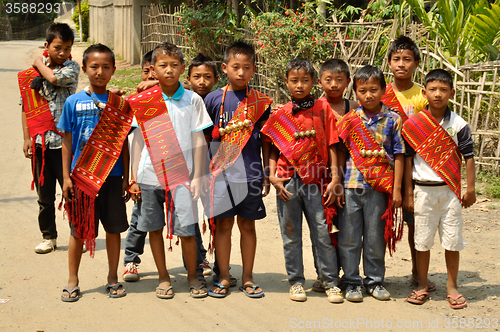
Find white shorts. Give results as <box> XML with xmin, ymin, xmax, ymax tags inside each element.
<box><xmin>414</xmin><ymin>184</ymin><xmax>464</xmax><ymax>251</ymax></box>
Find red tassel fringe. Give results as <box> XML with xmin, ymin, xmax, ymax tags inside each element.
<box><xmin>322</xmin><ymin>181</ymin><xmax>338</xmax><ymax>248</ymax></box>
<box><xmin>64</xmin><ymin>186</ymin><xmax>96</xmax><ymax>257</ymax></box>
<box><xmin>382</xmin><ymin>195</ymin><xmax>404</xmax><ymax>256</ymax></box>
<box><xmin>212</xmin><ymin>126</ymin><xmax>220</xmax><ymax>140</ymax></box>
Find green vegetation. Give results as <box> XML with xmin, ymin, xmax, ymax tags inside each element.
<box><xmin>108</xmin><ymin>67</ymin><xmax>142</xmax><ymax>96</ymax></box>
<box><xmin>72</xmin><ymin>0</ymin><xmax>89</xmax><ymax>41</ymax></box>
<box><xmin>476</xmin><ymin>170</ymin><xmax>500</xmax><ymax>198</ymax></box>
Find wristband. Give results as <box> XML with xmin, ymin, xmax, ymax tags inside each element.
<box><xmin>128</xmin><ymin>180</ymin><xmax>141</xmax><ymax>194</ymax></box>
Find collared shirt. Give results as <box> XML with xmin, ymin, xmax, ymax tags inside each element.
<box><xmin>21</xmin><ymin>57</ymin><xmax>80</xmax><ymax>149</ymax></box>
<box><xmin>339</xmin><ymin>104</ymin><xmax>405</xmax><ymax>189</ymax></box>
<box><xmin>404</xmin><ymin>107</ymin><xmax>474</xmax><ymax>183</ymax></box>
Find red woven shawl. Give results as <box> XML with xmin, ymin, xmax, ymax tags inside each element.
<box><xmin>18</xmin><ymin>68</ymin><xmax>62</xmax><ymax>189</ymax></box>
<box><xmin>337</xmin><ymin>109</ymin><xmax>403</xmax><ymax>254</ymax></box>
<box><xmin>66</xmin><ymin>92</ymin><xmax>133</xmax><ymax>256</ymax></box>
<box><xmin>128</xmin><ymin>87</ymin><xmax>191</xmax><ymax>243</ymax></box>
<box><xmin>381</xmin><ymin>83</ymin><xmax>408</xmax><ymax>123</ymax></box>
<box><xmin>402</xmin><ymin>108</ymin><xmax>462</xmax><ymax>199</ymax></box>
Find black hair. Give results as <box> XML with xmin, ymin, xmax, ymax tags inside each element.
<box><xmin>319</xmin><ymin>59</ymin><xmax>350</xmax><ymax>79</ymax></box>
<box><xmin>285</xmin><ymin>58</ymin><xmax>316</xmax><ymax>79</ymax></box>
<box><xmin>224</xmin><ymin>40</ymin><xmax>255</xmax><ymax>64</ymax></box>
<box><xmin>152</xmin><ymin>42</ymin><xmax>184</xmax><ymax>65</ymax></box>
<box><xmin>82</xmin><ymin>43</ymin><xmax>115</xmax><ymax>67</ymax></box>
<box><xmin>46</xmin><ymin>22</ymin><xmax>74</xmax><ymax>45</ymax></box>
<box><xmin>141</xmin><ymin>51</ymin><xmax>153</xmax><ymax>68</ymax></box>
<box><xmin>388</xmin><ymin>35</ymin><xmax>421</xmax><ymax>62</ymax></box>
<box><xmin>188</xmin><ymin>53</ymin><xmax>218</xmax><ymax>77</ymax></box>
<box><xmin>424</xmin><ymin>69</ymin><xmax>454</xmax><ymax>89</ymax></box>
<box><xmin>353</xmin><ymin>65</ymin><xmax>386</xmax><ymax>91</ymax></box>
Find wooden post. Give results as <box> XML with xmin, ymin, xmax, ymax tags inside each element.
<box><xmin>77</xmin><ymin>0</ymin><xmax>83</xmax><ymax>42</ymax></box>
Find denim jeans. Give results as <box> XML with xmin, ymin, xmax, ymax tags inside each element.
<box><xmin>277</xmin><ymin>173</ymin><xmax>339</xmax><ymax>288</ymax></box>
<box><xmin>124</xmin><ymin>202</ymin><xmax>146</xmax><ymax>265</ymax></box>
<box><xmin>338</xmin><ymin>188</ymin><xmax>387</xmax><ymax>289</ymax></box>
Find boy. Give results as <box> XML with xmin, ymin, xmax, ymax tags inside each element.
<box><xmin>19</xmin><ymin>23</ymin><xmax>79</xmax><ymax>254</ymax></box>
<box><xmin>204</xmin><ymin>40</ymin><xmax>272</xmax><ymax>298</ymax></box>
<box><xmin>385</xmin><ymin>36</ymin><xmax>431</xmax><ymax>291</ymax></box>
<box><xmin>403</xmin><ymin>69</ymin><xmax>475</xmax><ymax>308</ymax></box>
<box><xmin>336</xmin><ymin>65</ymin><xmax>404</xmax><ymax>302</ymax></box>
<box><xmin>318</xmin><ymin>59</ymin><xmax>359</xmax><ymax>121</ymax></box>
<box><xmin>262</xmin><ymin>58</ymin><xmax>343</xmax><ymax>303</ymax></box>
<box><xmin>59</xmin><ymin>44</ymin><xmax>133</xmax><ymax>301</ymax></box>
<box><xmin>128</xmin><ymin>42</ymin><xmax>212</xmax><ymax>299</ymax></box>
<box><xmin>312</xmin><ymin>58</ymin><xmax>359</xmax><ymax>292</ymax></box>
<box><xmin>122</xmin><ymin>50</ymin><xmax>159</xmax><ymax>282</ymax></box>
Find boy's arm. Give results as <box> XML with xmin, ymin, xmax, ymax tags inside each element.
<box><xmin>269</xmin><ymin>145</ymin><xmax>292</xmax><ymax>201</ymax></box>
<box><xmin>392</xmin><ymin>153</ymin><xmax>404</xmax><ymax>208</ymax></box>
<box><xmin>21</xmin><ymin>111</ymin><xmax>32</xmax><ymax>158</ymax></box>
<box><xmin>62</xmin><ymin>132</ymin><xmax>74</xmax><ymax>200</ymax></box>
<box><xmin>128</xmin><ymin>129</ymin><xmax>144</xmax><ymax>203</ymax></box>
<box><xmin>137</xmin><ymin>80</ymin><xmax>159</xmax><ymax>93</ymax></box>
<box><xmin>191</xmin><ymin>130</ymin><xmax>208</xmax><ymax>201</ymax></box>
<box><xmin>32</xmin><ymin>57</ymin><xmax>58</xmax><ymax>85</ymax></box>
<box><xmin>324</xmin><ymin>144</ymin><xmax>339</xmax><ymax>206</ymax></box>
<box><xmin>261</xmin><ymin>120</ymin><xmax>271</xmax><ymax>197</ymax></box>
<box><xmin>402</xmin><ymin>156</ymin><xmax>414</xmax><ymax>212</ymax></box>
<box><xmin>121</xmin><ymin>139</ymin><xmax>130</xmax><ymax>202</ymax></box>
<box><xmin>462</xmin><ymin>157</ymin><xmax>476</xmax><ymax>208</ymax></box>
<box><xmin>335</xmin><ymin>143</ymin><xmax>347</xmax><ymax>208</ymax></box>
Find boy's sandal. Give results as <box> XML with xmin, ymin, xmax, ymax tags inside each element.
<box><xmin>447</xmin><ymin>294</ymin><xmax>467</xmax><ymax>309</ymax></box>
<box><xmin>212</xmin><ymin>274</ymin><xmax>238</xmax><ymax>287</ymax></box>
<box><xmin>410</xmin><ymin>277</ymin><xmax>437</xmax><ymax>292</ymax></box>
<box><xmin>406</xmin><ymin>290</ymin><xmax>429</xmax><ymax>305</ymax></box>
<box><xmin>106</xmin><ymin>282</ymin><xmax>126</xmax><ymax>298</ymax></box>
<box><xmin>190</xmin><ymin>285</ymin><xmax>208</xmax><ymax>298</ymax></box>
<box><xmin>312</xmin><ymin>279</ymin><xmax>326</xmax><ymax>293</ymax></box>
<box><xmin>239</xmin><ymin>283</ymin><xmax>264</xmax><ymax>298</ymax></box>
<box><xmin>208</xmin><ymin>282</ymin><xmax>229</xmax><ymax>298</ymax></box>
<box><xmin>156</xmin><ymin>286</ymin><xmax>174</xmax><ymax>299</ymax></box>
<box><xmin>61</xmin><ymin>286</ymin><xmax>80</xmax><ymax>302</ymax></box>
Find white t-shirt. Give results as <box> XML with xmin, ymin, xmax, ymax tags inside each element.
<box><xmin>135</xmin><ymin>86</ymin><xmax>212</xmax><ymax>186</ymax></box>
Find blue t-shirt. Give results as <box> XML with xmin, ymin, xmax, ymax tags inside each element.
<box><xmin>58</xmin><ymin>90</ymin><xmax>123</xmax><ymax>176</ymax></box>
<box><xmin>204</xmin><ymin>88</ymin><xmax>270</xmax><ymax>183</ymax></box>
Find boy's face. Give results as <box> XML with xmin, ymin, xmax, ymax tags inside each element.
<box><xmin>153</xmin><ymin>53</ymin><xmax>185</xmax><ymax>88</ymax></box>
<box><xmin>187</xmin><ymin>65</ymin><xmax>218</xmax><ymax>97</ymax></box>
<box><xmin>45</xmin><ymin>36</ymin><xmax>73</xmax><ymax>65</ymax></box>
<box><xmin>222</xmin><ymin>54</ymin><xmax>256</xmax><ymax>90</ymax></box>
<box><xmin>388</xmin><ymin>49</ymin><xmax>419</xmax><ymax>80</ymax></box>
<box><xmin>82</xmin><ymin>51</ymin><xmax>116</xmax><ymax>90</ymax></box>
<box><xmin>423</xmin><ymin>81</ymin><xmax>455</xmax><ymax>110</ymax></box>
<box><xmin>286</xmin><ymin>68</ymin><xmax>314</xmax><ymax>102</ymax></box>
<box><xmin>319</xmin><ymin>70</ymin><xmax>350</xmax><ymax>99</ymax></box>
<box><xmin>355</xmin><ymin>78</ymin><xmax>384</xmax><ymax>112</ymax></box>
<box><xmin>141</xmin><ymin>61</ymin><xmax>157</xmax><ymax>81</ymax></box>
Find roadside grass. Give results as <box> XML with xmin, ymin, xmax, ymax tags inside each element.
<box><xmin>476</xmin><ymin>169</ymin><xmax>500</xmax><ymax>198</ymax></box>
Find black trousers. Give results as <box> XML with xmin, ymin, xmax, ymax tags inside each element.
<box><xmin>33</xmin><ymin>146</ymin><xmax>64</xmax><ymax>239</ymax></box>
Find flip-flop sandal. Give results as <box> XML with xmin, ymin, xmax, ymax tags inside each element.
<box><xmin>410</xmin><ymin>277</ymin><xmax>437</xmax><ymax>292</ymax></box>
<box><xmin>239</xmin><ymin>284</ymin><xmax>264</xmax><ymax>298</ymax></box>
<box><xmin>406</xmin><ymin>290</ymin><xmax>429</xmax><ymax>305</ymax></box>
<box><xmin>190</xmin><ymin>285</ymin><xmax>208</xmax><ymax>298</ymax></box>
<box><xmin>212</xmin><ymin>274</ymin><xmax>238</xmax><ymax>287</ymax></box>
<box><xmin>106</xmin><ymin>282</ymin><xmax>126</xmax><ymax>298</ymax></box>
<box><xmin>208</xmin><ymin>282</ymin><xmax>229</xmax><ymax>298</ymax></box>
<box><xmin>447</xmin><ymin>294</ymin><xmax>467</xmax><ymax>309</ymax></box>
<box><xmin>156</xmin><ymin>286</ymin><xmax>174</xmax><ymax>299</ymax></box>
<box><xmin>312</xmin><ymin>280</ymin><xmax>326</xmax><ymax>293</ymax></box>
<box><xmin>61</xmin><ymin>286</ymin><xmax>80</xmax><ymax>302</ymax></box>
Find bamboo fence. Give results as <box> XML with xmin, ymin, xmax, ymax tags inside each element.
<box><xmin>141</xmin><ymin>4</ymin><xmax>500</xmax><ymax>172</ymax></box>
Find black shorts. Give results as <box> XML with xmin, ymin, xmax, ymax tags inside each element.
<box><xmin>209</xmin><ymin>178</ymin><xmax>266</xmax><ymax>220</ymax></box>
<box><xmin>70</xmin><ymin>176</ymin><xmax>128</xmax><ymax>237</ymax></box>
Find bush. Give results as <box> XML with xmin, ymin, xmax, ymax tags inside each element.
<box><xmin>72</xmin><ymin>0</ymin><xmax>89</xmax><ymax>41</ymax></box>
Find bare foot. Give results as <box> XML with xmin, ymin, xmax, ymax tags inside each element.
<box><xmin>210</xmin><ymin>279</ymin><xmax>230</xmax><ymax>295</ymax></box>
<box><xmin>156</xmin><ymin>279</ymin><xmax>173</xmax><ymax>298</ymax></box>
<box><xmin>241</xmin><ymin>281</ymin><xmax>263</xmax><ymax>295</ymax></box>
<box><xmin>61</xmin><ymin>278</ymin><xmax>79</xmax><ymax>300</ymax></box>
<box><xmin>107</xmin><ymin>277</ymin><xmax>126</xmax><ymax>297</ymax></box>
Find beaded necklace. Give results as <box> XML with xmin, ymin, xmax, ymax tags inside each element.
<box><xmin>84</xmin><ymin>86</ymin><xmax>107</xmax><ymax>116</ymax></box>
<box><xmin>291</xmin><ymin>95</ymin><xmax>316</xmax><ymax>140</ymax></box>
<box><xmin>217</xmin><ymin>84</ymin><xmax>252</xmax><ymax>137</ymax></box>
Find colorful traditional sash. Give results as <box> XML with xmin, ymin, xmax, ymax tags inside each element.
<box><xmin>337</xmin><ymin>109</ymin><xmax>403</xmax><ymax>254</ymax></box>
<box><xmin>18</xmin><ymin>68</ymin><xmax>63</xmax><ymax>189</ymax></box>
<box><xmin>128</xmin><ymin>87</ymin><xmax>191</xmax><ymax>246</ymax></box>
<box><xmin>402</xmin><ymin>109</ymin><xmax>462</xmax><ymax>199</ymax></box>
<box><xmin>65</xmin><ymin>92</ymin><xmax>132</xmax><ymax>256</ymax></box>
<box><xmin>261</xmin><ymin>102</ymin><xmax>338</xmax><ymax>246</ymax></box>
<box><xmin>382</xmin><ymin>83</ymin><xmax>408</xmax><ymax>123</ymax></box>
<box><xmin>207</xmin><ymin>88</ymin><xmax>272</xmax><ymax>248</ymax></box>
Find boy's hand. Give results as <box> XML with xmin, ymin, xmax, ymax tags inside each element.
<box><xmin>323</xmin><ymin>178</ymin><xmax>339</xmax><ymax>206</ymax></box>
<box><xmin>262</xmin><ymin>175</ymin><xmax>270</xmax><ymax>197</ymax></box>
<box><xmin>402</xmin><ymin>190</ymin><xmax>414</xmax><ymax>212</ymax></box>
<box><xmin>32</xmin><ymin>56</ymin><xmax>44</xmax><ymax>69</ymax></box>
<box><xmin>23</xmin><ymin>138</ymin><xmax>32</xmax><ymax>158</ymax></box>
<box><xmin>462</xmin><ymin>189</ymin><xmax>476</xmax><ymax>208</ymax></box>
<box><xmin>129</xmin><ymin>183</ymin><xmax>141</xmax><ymax>203</ymax></box>
<box><xmin>122</xmin><ymin>178</ymin><xmax>130</xmax><ymax>202</ymax></box>
<box><xmin>335</xmin><ymin>187</ymin><xmax>345</xmax><ymax>208</ymax></box>
<box><xmin>190</xmin><ymin>177</ymin><xmax>203</xmax><ymax>201</ymax></box>
<box><xmin>137</xmin><ymin>80</ymin><xmax>158</xmax><ymax>93</ymax></box>
<box><xmin>270</xmin><ymin>175</ymin><xmax>292</xmax><ymax>201</ymax></box>
<box><xmin>63</xmin><ymin>178</ymin><xmax>74</xmax><ymax>201</ymax></box>
<box><xmin>110</xmin><ymin>89</ymin><xmax>125</xmax><ymax>96</ymax></box>
<box><xmin>392</xmin><ymin>189</ymin><xmax>402</xmax><ymax>209</ymax></box>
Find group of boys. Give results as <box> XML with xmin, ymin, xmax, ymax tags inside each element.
<box><xmin>20</xmin><ymin>23</ymin><xmax>475</xmax><ymax>309</ymax></box>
